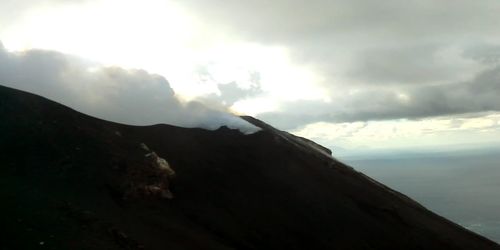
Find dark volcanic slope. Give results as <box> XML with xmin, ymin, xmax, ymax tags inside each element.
<box><xmin>1</xmin><ymin>85</ymin><xmax>498</xmax><ymax>250</ymax></box>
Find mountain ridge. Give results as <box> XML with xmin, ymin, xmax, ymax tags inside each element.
<box><xmin>1</xmin><ymin>84</ymin><xmax>498</xmax><ymax>249</ymax></box>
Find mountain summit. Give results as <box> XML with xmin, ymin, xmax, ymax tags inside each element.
<box><xmin>1</xmin><ymin>85</ymin><xmax>498</xmax><ymax>249</ymax></box>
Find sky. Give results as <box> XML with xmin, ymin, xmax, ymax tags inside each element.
<box><xmin>2</xmin><ymin>0</ymin><xmax>500</xmax><ymax>154</ymax></box>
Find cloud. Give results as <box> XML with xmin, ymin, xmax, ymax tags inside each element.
<box><xmin>463</xmin><ymin>44</ymin><xmax>500</xmax><ymax>65</ymax></box>
<box><xmin>180</xmin><ymin>0</ymin><xmax>500</xmax><ymax>42</ymax></box>
<box><xmin>198</xmin><ymin>81</ymin><xmax>263</xmax><ymax>110</ymax></box>
<box><xmin>257</xmin><ymin>65</ymin><xmax>500</xmax><ymax>129</ymax></box>
<box><xmin>3</xmin><ymin>0</ymin><xmax>500</xmax><ymax>135</ymax></box>
<box><xmin>198</xmin><ymin>68</ymin><xmax>263</xmax><ymax>107</ymax></box>
<box><xmin>179</xmin><ymin>0</ymin><xmax>499</xmax><ymax>84</ymax></box>
<box><xmin>0</xmin><ymin>43</ymin><xmax>259</xmax><ymax>133</ymax></box>
<box><xmin>292</xmin><ymin>113</ymin><xmax>500</xmax><ymax>151</ymax></box>
<box><xmin>0</xmin><ymin>0</ymin><xmax>88</xmax><ymax>26</ymax></box>
<box><xmin>348</xmin><ymin>45</ymin><xmax>480</xmax><ymax>85</ymax></box>
<box><xmin>170</xmin><ymin>0</ymin><xmax>500</xmax><ymax>131</ymax></box>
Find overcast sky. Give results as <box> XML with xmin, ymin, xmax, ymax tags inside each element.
<box><xmin>2</xmin><ymin>0</ymin><xmax>500</xmax><ymax>153</ymax></box>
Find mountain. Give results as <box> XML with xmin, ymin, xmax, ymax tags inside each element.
<box><xmin>1</xmin><ymin>84</ymin><xmax>498</xmax><ymax>250</ymax></box>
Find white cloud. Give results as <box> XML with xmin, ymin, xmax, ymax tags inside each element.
<box><xmin>0</xmin><ymin>45</ymin><xmax>259</xmax><ymax>133</ymax></box>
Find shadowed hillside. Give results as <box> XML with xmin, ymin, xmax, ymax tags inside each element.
<box><xmin>1</xmin><ymin>85</ymin><xmax>499</xmax><ymax>250</ymax></box>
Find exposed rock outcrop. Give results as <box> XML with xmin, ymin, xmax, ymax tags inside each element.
<box><xmin>120</xmin><ymin>144</ymin><xmax>176</xmax><ymax>200</ymax></box>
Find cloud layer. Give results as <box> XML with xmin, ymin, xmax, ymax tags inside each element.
<box><xmin>3</xmin><ymin>0</ymin><xmax>500</xmax><ymax>144</ymax></box>
<box><xmin>254</xmin><ymin>64</ymin><xmax>500</xmax><ymax>129</ymax></box>
<box><xmin>0</xmin><ymin>43</ymin><xmax>259</xmax><ymax>133</ymax></box>
<box><xmin>173</xmin><ymin>0</ymin><xmax>500</xmax><ymax>129</ymax></box>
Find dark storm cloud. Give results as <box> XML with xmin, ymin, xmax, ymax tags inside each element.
<box><xmin>257</xmin><ymin>66</ymin><xmax>500</xmax><ymax>129</ymax></box>
<box><xmin>0</xmin><ymin>44</ymin><xmax>258</xmax><ymax>132</ymax></box>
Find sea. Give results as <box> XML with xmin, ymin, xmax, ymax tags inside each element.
<box><xmin>342</xmin><ymin>150</ymin><xmax>500</xmax><ymax>243</ymax></box>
